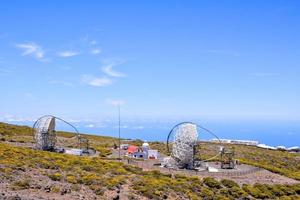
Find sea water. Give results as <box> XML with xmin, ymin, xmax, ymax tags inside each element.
<box><xmin>10</xmin><ymin>119</ymin><xmax>300</xmax><ymax>147</ymax></box>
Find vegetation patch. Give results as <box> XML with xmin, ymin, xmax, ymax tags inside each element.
<box><xmin>0</xmin><ymin>122</ymin><xmax>300</xmax><ymax>199</ymax></box>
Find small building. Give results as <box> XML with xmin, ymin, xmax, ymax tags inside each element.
<box><xmin>133</xmin><ymin>151</ymin><xmax>147</xmax><ymax>159</ymax></box>
<box><xmin>127</xmin><ymin>145</ymin><xmax>139</xmax><ymax>154</ymax></box>
<box><xmin>65</xmin><ymin>149</ymin><xmax>83</xmax><ymax>156</ymax></box>
<box><xmin>257</xmin><ymin>144</ymin><xmax>276</xmax><ymax>150</ymax></box>
<box><xmin>147</xmin><ymin>149</ymin><xmax>159</xmax><ymax>159</ymax></box>
<box><xmin>120</xmin><ymin>144</ymin><xmax>129</xmax><ymax>150</ymax></box>
<box><xmin>287</xmin><ymin>146</ymin><xmax>300</xmax><ymax>153</ymax></box>
<box><xmin>142</xmin><ymin>142</ymin><xmax>150</xmax><ymax>151</ymax></box>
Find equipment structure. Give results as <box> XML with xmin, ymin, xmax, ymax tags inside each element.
<box><xmin>166</xmin><ymin>122</ymin><xmax>221</xmax><ymax>170</ymax></box>
<box><xmin>220</xmin><ymin>147</ymin><xmax>235</xmax><ymax>169</ymax></box>
<box><xmin>33</xmin><ymin>115</ymin><xmax>89</xmax><ymax>152</ymax></box>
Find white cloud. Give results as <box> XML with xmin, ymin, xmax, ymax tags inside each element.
<box><xmin>81</xmin><ymin>74</ymin><xmax>112</xmax><ymax>87</ymax></box>
<box><xmin>133</xmin><ymin>126</ymin><xmax>144</xmax><ymax>130</ymax></box>
<box><xmin>114</xmin><ymin>125</ymin><xmax>128</xmax><ymax>129</ymax></box>
<box><xmin>106</xmin><ymin>99</ymin><xmax>125</xmax><ymax>106</ymax></box>
<box><xmin>16</xmin><ymin>42</ymin><xmax>44</xmax><ymax>59</ymax></box>
<box><xmin>91</xmin><ymin>48</ymin><xmax>101</xmax><ymax>55</ymax></box>
<box><xmin>57</xmin><ymin>50</ymin><xmax>79</xmax><ymax>57</ymax></box>
<box><xmin>102</xmin><ymin>61</ymin><xmax>126</xmax><ymax>77</ymax></box>
<box><xmin>85</xmin><ymin>124</ymin><xmax>95</xmax><ymax>128</ymax></box>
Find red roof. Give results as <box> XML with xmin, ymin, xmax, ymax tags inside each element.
<box><xmin>127</xmin><ymin>145</ymin><xmax>139</xmax><ymax>154</ymax></box>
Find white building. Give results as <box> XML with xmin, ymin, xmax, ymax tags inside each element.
<box><xmin>65</xmin><ymin>149</ymin><xmax>83</xmax><ymax>156</ymax></box>
<box><xmin>287</xmin><ymin>146</ymin><xmax>300</xmax><ymax>152</ymax></box>
<box><xmin>148</xmin><ymin>149</ymin><xmax>159</xmax><ymax>159</ymax></box>
<box><xmin>257</xmin><ymin>144</ymin><xmax>276</xmax><ymax>150</ymax></box>
<box><xmin>133</xmin><ymin>151</ymin><xmax>147</xmax><ymax>159</ymax></box>
<box><xmin>276</xmin><ymin>146</ymin><xmax>287</xmax><ymax>151</ymax></box>
<box><xmin>211</xmin><ymin>139</ymin><xmax>259</xmax><ymax>146</ymax></box>
<box><xmin>231</xmin><ymin>140</ymin><xmax>259</xmax><ymax>146</ymax></box>
<box><xmin>142</xmin><ymin>142</ymin><xmax>150</xmax><ymax>151</ymax></box>
<box><xmin>120</xmin><ymin>144</ymin><xmax>129</xmax><ymax>150</ymax></box>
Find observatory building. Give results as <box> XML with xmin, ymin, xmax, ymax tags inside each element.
<box><xmin>126</xmin><ymin>142</ymin><xmax>160</xmax><ymax>159</ymax></box>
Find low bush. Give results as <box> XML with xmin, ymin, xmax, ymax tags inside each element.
<box><xmin>48</xmin><ymin>173</ymin><xmax>62</xmax><ymax>181</ymax></box>
<box><xmin>66</xmin><ymin>174</ymin><xmax>77</xmax><ymax>184</ymax></box>
<box><xmin>221</xmin><ymin>179</ymin><xmax>239</xmax><ymax>188</ymax></box>
<box><xmin>203</xmin><ymin>177</ymin><xmax>222</xmax><ymax>189</ymax></box>
<box><xmin>11</xmin><ymin>179</ymin><xmax>30</xmax><ymax>190</ymax></box>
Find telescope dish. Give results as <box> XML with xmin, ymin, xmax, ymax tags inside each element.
<box><xmin>33</xmin><ymin>115</ymin><xmax>89</xmax><ymax>152</ymax></box>
<box><xmin>167</xmin><ymin>122</ymin><xmax>221</xmax><ymax>169</ymax></box>
<box><xmin>33</xmin><ymin>116</ymin><xmax>56</xmax><ymax>151</ymax></box>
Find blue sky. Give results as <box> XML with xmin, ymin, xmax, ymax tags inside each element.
<box><xmin>0</xmin><ymin>0</ymin><xmax>300</xmax><ymax>126</ymax></box>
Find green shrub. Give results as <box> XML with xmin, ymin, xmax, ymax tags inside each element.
<box><xmin>199</xmin><ymin>187</ymin><xmax>214</xmax><ymax>200</ymax></box>
<box><xmin>51</xmin><ymin>186</ymin><xmax>60</xmax><ymax>193</ymax></box>
<box><xmin>279</xmin><ymin>185</ymin><xmax>296</xmax><ymax>196</ymax></box>
<box><xmin>214</xmin><ymin>194</ymin><xmax>231</xmax><ymax>200</ymax></box>
<box><xmin>203</xmin><ymin>177</ymin><xmax>222</xmax><ymax>189</ymax></box>
<box><xmin>66</xmin><ymin>175</ymin><xmax>77</xmax><ymax>184</ymax></box>
<box><xmin>106</xmin><ymin>175</ymin><xmax>126</xmax><ymax>189</ymax></box>
<box><xmin>243</xmin><ymin>184</ymin><xmax>272</xmax><ymax>199</ymax></box>
<box><xmin>221</xmin><ymin>179</ymin><xmax>239</xmax><ymax>188</ymax></box>
<box><xmin>228</xmin><ymin>186</ymin><xmax>248</xmax><ymax>198</ymax></box>
<box><xmin>11</xmin><ymin>179</ymin><xmax>30</xmax><ymax>190</ymax></box>
<box><xmin>291</xmin><ymin>184</ymin><xmax>300</xmax><ymax>194</ymax></box>
<box><xmin>48</xmin><ymin>173</ymin><xmax>62</xmax><ymax>181</ymax></box>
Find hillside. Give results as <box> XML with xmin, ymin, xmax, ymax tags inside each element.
<box><xmin>0</xmin><ymin>122</ymin><xmax>300</xmax><ymax>200</ymax></box>
<box><xmin>150</xmin><ymin>141</ymin><xmax>300</xmax><ymax>181</ymax></box>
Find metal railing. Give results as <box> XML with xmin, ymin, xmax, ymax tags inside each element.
<box><xmin>126</xmin><ymin>159</ymin><xmax>263</xmax><ymax>177</ymax></box>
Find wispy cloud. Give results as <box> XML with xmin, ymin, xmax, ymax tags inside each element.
<box><xmin>57</xmin><ymin>50</ymin><xmax>79</xmax><ymax>57</ymax></box>
<box><xmin>106</xmin><ymin>99</ymin><xmax>125</xmax><ymax>106</ymax></box>
<box><xmin>1</xmin><ymin>115</ymin><xmax>36</xmax><ymax>122</ymax></box>
<box><xmin>49</xmin><ymin>80</ymin><xmax>74</xmax><ymax>87</ymax></box>
<box><xmin>102</xmin><ymin>60</ymin><xmax>126</xmax><ymax>77</ymax></box>
<box><xmin>91</xmin><ymin>48</ymin><xmax>101</xmax><ymax>55</ymax></box>
<box><xmin>81</xmin><ymin>35</ymin><xmax>98</xmax><ymax>45</ymax></box>
<box><xmin>133</xmin><ymin>126</ymin><xmax>144</xmax><ymax>130</ymax></box>
<box><xmin>24</xmin><ymin>92</ymin><xmax>35</xmax><ymax>99</ymax></box>
<box><xmin>0</xmin><ymin>68</ymin><xmax>12</xmax><ymax>76</ymax></box>
<box><xmin>81</xmin><ymin>74</ymin><xmax>112</xmax><ymax>87</ymax></box>
<box><xmin>16</xmin><ymin>42</ymin><xmax>44</xmax><ymax>60</ymax></box>
<box><xmin>90</xmin><ymin>40</ymin><xmax>97</xmax><ymax>45</ymax></box>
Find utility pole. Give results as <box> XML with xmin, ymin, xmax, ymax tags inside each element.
<box><xmin>118</xmin><ymin>104</ymin><xmax>121</xmax><ymax>161</ymax></box>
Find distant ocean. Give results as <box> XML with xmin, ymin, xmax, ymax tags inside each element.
<box><xmin>9</xmin><ymin>120</ymin><xmax>300</xmax><ymax>148</ymax></box>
